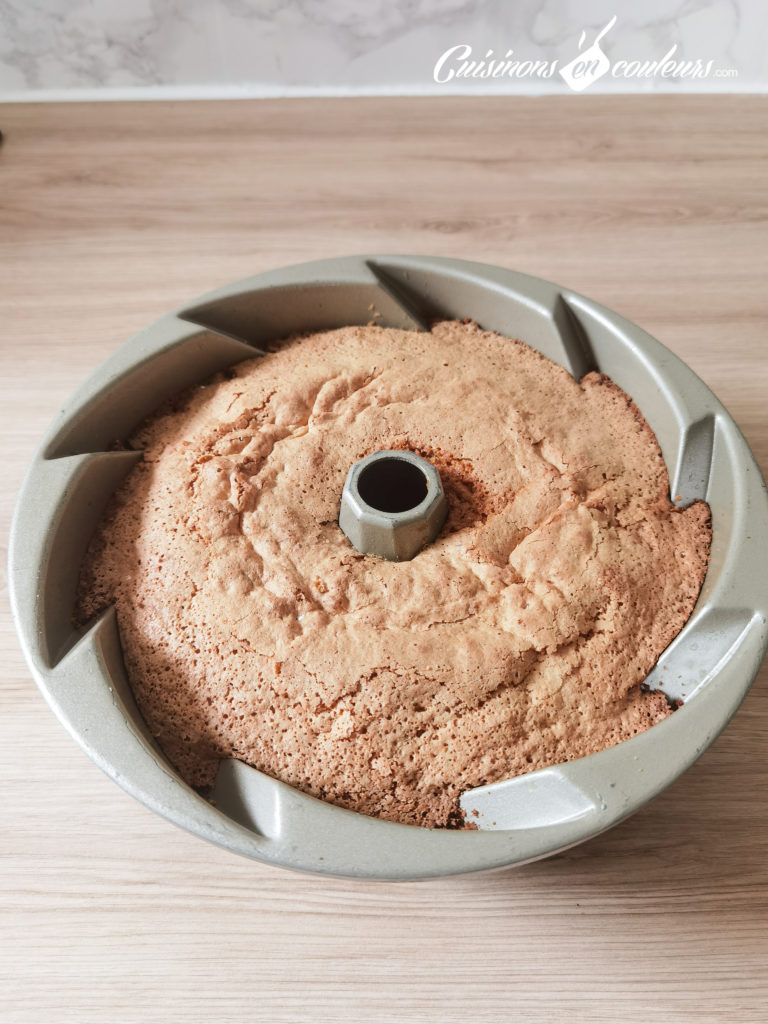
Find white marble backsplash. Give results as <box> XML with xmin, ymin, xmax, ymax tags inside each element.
<box><xmin>0</xmin><ymin>0</ymin><xmax>765</xmax><ymax>99</ymax></box>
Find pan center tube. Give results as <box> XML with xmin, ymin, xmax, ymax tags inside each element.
<box><xmin>338</xmin><ymin>450</ymin><xmax>448</xmax><ymax>562</ymax></box>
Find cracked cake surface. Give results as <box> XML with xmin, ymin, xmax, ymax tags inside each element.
<box><xmin>77</xmin><ymin>320</ymin><xmax>711</xmax><ymax>828</ymax></box>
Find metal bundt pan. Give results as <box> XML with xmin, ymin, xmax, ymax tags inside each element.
<box><xmin>9</xmin><ymin>256</ymin><xmax>768</xmax><ymax>880</ymax></box>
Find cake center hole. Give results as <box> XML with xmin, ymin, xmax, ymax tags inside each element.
<box><xmin>357</xmin><ymin>457</ymin><xmax>429</xmax><ymax>514</ymax></box>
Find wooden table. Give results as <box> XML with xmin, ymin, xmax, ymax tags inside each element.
<box><xmin>2</xmin><ymin>98</ymin><xmax>766</xmax><ymax>1023</ymax></box>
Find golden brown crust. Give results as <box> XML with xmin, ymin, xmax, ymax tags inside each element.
<box><xmin>76</xmin><ymin>321</ymin><xmax>711</xmax><ymax>828</ymax></box>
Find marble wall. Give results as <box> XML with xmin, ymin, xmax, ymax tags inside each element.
<box><xmin>0</xmin><ymin>0</ymin><xmax>765</xmax><ymax>98</ymax></box>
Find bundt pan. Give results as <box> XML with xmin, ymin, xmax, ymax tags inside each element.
<box><xmin>9</xmin><ymin>256</ymin><xmax>768</xmax><ymax>880</ymax></box>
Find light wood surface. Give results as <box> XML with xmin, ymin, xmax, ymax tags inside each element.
<box><xmin>1</xmin><ymin>97</ymin><xmax>767</xmax><ymax>1024</ymax></box>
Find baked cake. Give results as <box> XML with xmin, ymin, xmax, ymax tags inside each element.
<box><xmin>76</xmin><ymin>321</ymin><xmax>711</xmax><ymax>828</ymax></box>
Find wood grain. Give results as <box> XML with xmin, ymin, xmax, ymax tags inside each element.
<box><xmin>1</xmin><ymin>97</ymin><xmax>766</xmax><ymax>1024</ymax></box>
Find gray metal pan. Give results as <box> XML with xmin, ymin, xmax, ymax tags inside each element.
<box><xmin>9</xmin><ymin>255</ymin><xmax>768</xmax><ymax>879</ymax></box>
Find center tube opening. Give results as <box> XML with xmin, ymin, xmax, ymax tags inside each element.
<box><xmin>357</xmin><ymin>457</ymin><xmax>429</xmax><ymax>514</ymax></box>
